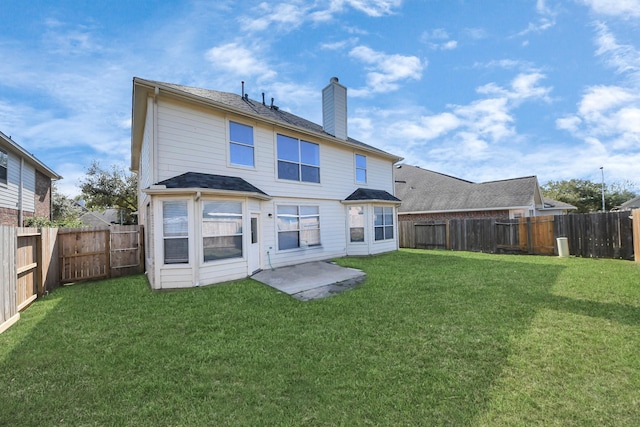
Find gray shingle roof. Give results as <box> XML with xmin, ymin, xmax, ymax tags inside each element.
<box><xmin>345</xmin><ymin>188</ymin><xmax>401</xmax><ymax>202</ymax></box>
<box><xmin>156</xmin><ymin>172</ymin><xmax>269</xmax><ymax>196</ymax></box>
<box><xmin>395</xmin><ymin>164</ymin><xmax>540</xmax><ymax>212</ymax></box>
<box><xmin>619</xmin><ymin>195</ymin><xmax>640</xmax><ymax>209</ymax></box>
<box><xmin>136</xmin><ymin>78</ymin><xmax>398</xmax><ymax>160</ymax></box>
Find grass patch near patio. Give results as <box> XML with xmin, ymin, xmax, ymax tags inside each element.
<box><xmin>1</xmin><ymin>250</ymin><xmax>639</xmax><ymax>426</ymax></box>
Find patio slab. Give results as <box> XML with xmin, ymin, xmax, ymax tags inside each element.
<box><xmin>252</xmin><ymin>261</ymin><xmax>366</xmax><ymax>301</ymax></box>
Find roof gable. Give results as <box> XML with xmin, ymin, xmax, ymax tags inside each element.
<box><xmin>131</xmin><ymin>78</ymin><xmax>402</xmax><ymax>171</ymax></box>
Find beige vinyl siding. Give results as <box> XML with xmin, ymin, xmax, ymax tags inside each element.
<box><xmin>266</xmin><ymin>198</ymin><xmax>346</xmax><ymax>269</ymax></box>
<box><xmin>139</xmin><ymin>97</ymin><xmax>154</xmax><ymax>191</ymax></box>
<box><xmin>0</xmin><ymin>152</ymin><xmax>36</xmax><ymax>213</ymax></box>
<box><xmin>154</xmin><ymin>97</ymin><xmax>395</xmax><ymax>198</ymax></box>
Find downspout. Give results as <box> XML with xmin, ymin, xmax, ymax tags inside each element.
<box><xmin>18</xmin><ymin>157</ymin><xmax>24</xmax><ymax>226</ymax></box>
<box><xmin>153</xmin><ymin>87</ymin><xmax>159</xmax><ymax>186</ymax></box>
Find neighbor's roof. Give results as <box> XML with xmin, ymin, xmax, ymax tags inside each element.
<box><xmin>131</xmin><ymin>78</ymin><xmax>402</xmax><ymax>170</ymax></box>
<box><xmin>0</xmin><ymin>131</ymin><xmax>62</xmax><ymax>180</ymax></box>
<box><xmin>344</xmin><ymin>188</ymin><xmax>401</xmax><ymax>203</ymax></box>
<box><xmin>395</xmin><ymin>164</ymin><xmax>575</xmax><ymax>213</ymax></box>
<box><xmin>619</xmin><ymin>195</ymin><xmax>640</xmax><ymax>210</ymax></box>
<box><xmin>146</xmin><ymin>172</ymin><xmax>270</xmax><ymax>200</ymax></box>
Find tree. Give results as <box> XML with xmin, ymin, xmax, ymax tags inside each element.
<box><xmin>541</xmin><ymin>179</ymin><xmax>637</xmax><ymax>213</ymax></box>
<box><xmin>51</xmin><ymin>182</ymin><xmax>84</xmax><ymax>223</ymax></box>
<box><xmin>79</xmin><ymin>161</ymin><xmax>138</xmax><ymax>224</ymax></box>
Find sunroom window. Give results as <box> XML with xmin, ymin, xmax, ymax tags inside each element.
<box><xmin>202</xmin><ymin>201</ymin><xmax>243</xmax><ymax>262</ymax></box>
<box><xmin>163</xmin><ymin>201</ymin><xmax>189</xmax><ymax>264</ymax></box>
<box><xmin>374</xmin><ymin>206</ymin><xmax>394</xmax><ymax>241</ymax></box>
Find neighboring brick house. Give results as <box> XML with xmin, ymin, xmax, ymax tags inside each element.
<box><xmin>395</xmin><ymin>164</ymin><xmax>575</xmax><ymax>222</ymax></box>
<box><xmin>0</xmin><ymin>131</ymin><xmax>62</xmax><ymax>226</ymax></box>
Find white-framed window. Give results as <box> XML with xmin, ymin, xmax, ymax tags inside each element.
<box><xmin>0</xmin><ymin>148</ymin><xmax>7</xmax><ymax>184</ymax></box>
<box><xmin>163</xmin><ymin>200</ymin><xmax>189</xmax><ymax>264</ymax></box>
<box><xmin>355</xmin><ymin>154</ymin><xmax>367</xmax><ymax>184</ymax></box>
<box><xmin>202</xmin><ymin>201</ymin><xmax>243</xmax><ymax>262</ymax></box>
<box><xmin>348</xmin><ymin>205</ymin><xmax>365</xmax><ymax>242</ymax></box>
<box><xmin>277</xmin><ymin>134</ymin><xmax>320</xmax><ymax>183</ymax></box>
<box><xmin>374</xmin><ymin>206</ymin><xmax>394</xmax><ymax>241</ymax></box>
<box><xmin>229</xmin><ymin>121</ymin><xmax>254</xmax><ymax>167</ymax></box>
<box><xmin>277</xmin><ymin>205</ymin><xmax>320</xmax><ymax>250</ymax></box>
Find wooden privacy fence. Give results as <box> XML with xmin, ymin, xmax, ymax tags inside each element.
<box><xmin>1</xmin><ymin>225</ymin><xmax>144</xmax><ymax>334</ymax></box>
<box><xmin>400</xmin><ymin>211</ymin><xmax>637</xmax><ymax>260</ymax></box>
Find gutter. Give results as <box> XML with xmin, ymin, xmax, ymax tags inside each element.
<box><xmin>142</xmin><ymin>186</ymin><xmax>272</xmax><ymax>201</ymax></box>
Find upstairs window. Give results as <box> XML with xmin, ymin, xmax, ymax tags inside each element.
<box><xmin>229</xmin><ymin>121</ymin><xmax>254</xmax><ymax>167</ymax></box>
<box><xmin>355</xmin><ymin>154</ymin><xmax>367</xmax><ymax>184</ymax></box>
<box><xmin>374</xmin><ymin>206</ymin><xmax>394</xmax><ymax>241</ymax></box>
<box><xmin>277</xmin><ymin>134</ymin><xmax>320</xmax><ymax>183</ymax></box>
<box><xmin>163</xmin><ymin>201</ymin><xmax>189</xmax><ymax>264</ymax></box>
<box><xmin>0</xmin><ymin>148</ymin><xmax>7</xmax><ymax>184</ymax></box>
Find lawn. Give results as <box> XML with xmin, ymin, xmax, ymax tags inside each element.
<box><xmin>1</xmin><ymin>250</ymin><xmax>639</xmax><ymax>426</ymax></box>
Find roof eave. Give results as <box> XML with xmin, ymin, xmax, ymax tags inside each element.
<box><xmin>0</xmin><ymin>131</ymin><xmax>62</xmax><ymax>180</ymax></box>
<box><xmin>342</xmin><ymin>198</ymin><xmax>401</xmax><ymax>205</ymax></box>
<box><xmin>132</xmin><ymin>78</ymin><xmax>402</xmax><ymax>163</ymax></box>
<box><xmin>142</xmin><ymin>186</ymin><xmax>272</xmax><ymax>200</ymax></box>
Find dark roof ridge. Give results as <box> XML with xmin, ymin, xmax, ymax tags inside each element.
<box><xmin>478</xmin><ymin>175</ymin><xmax>537</xmax><ymax>185</ymax></box>
<box><xmin>397</xmin><ymin>164</ymin><xmax>474</xmax><ymax>184</ymax></box>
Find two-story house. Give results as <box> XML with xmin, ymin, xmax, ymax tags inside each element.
<box><xmin>131</xmin><ymin>77</ymin><xmax>402</xmax><ymax>290</ymax></box>
<box><xmin>0</xmin><ymin>131</ymin><xmax>62</xmax><ymax>226</ymax></box>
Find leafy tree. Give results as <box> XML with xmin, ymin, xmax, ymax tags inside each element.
<box><xmin>51</xmin><ymin>182</ymin><xmax>84</xmax><ymax>223</ymax></box>
<box><xmin>79</xmin><ymin>161</ymin><xmax>138</xmax><ymax>225</ymax></box>
<box><xmin>541</xmin><ymin>179</ymin><xmax>637</xmax><ymax>213</ymax></box>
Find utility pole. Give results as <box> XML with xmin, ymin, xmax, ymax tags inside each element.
<box><xmin>600</xmin><ymin>166</ymin><xmax>605</xmax><ymax>212</ymax></box>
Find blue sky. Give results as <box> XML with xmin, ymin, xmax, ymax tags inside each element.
<box><xmin>1</xmin><ymin>0</ymin><xmax>639</xmax><ymax>196</ymax></box>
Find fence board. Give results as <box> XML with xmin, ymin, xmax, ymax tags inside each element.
<box><xmin>401</xmin><ymin>211</ymin><xmax>634</xmax><ymax>260</ymax></box>
<box><xmin>0</xmin><ymin>226</ymin><xmax>19</xmax><ymax>334</ymax></box>
<box><xmin>58</xmin><ymin>228</ymin><xmax>110</xmax><ymax>283</ymax></box>
<box><xmin>16</xmin><ymin>229</ymin><xmax>39</xmax><ymax>310</ymax></box>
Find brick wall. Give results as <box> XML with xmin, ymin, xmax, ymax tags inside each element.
<box><xmin>399</xmin><ymin>209</ymin><xmax>510</xmax><ymax>222</ymax></box>
<box><xmin>34</xmin><ymin>170</ymin><xmax>52</xmax><ymax>219</ymax></box>
<box><xmin>0</xmin><ymin>208</ymin><xmax>36</xmax><ymax>227</ymax></box>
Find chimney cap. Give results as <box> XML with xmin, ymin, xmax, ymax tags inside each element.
<box><xmin>330</xmin><ymin>77</ymin><xmax>339</xmax><ymax>83</ymax></box>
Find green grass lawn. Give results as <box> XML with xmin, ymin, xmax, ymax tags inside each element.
<box><xmin>1</xmin><ymin>250</ymin><xmax>639</xmax><ymax>426</ymax></box>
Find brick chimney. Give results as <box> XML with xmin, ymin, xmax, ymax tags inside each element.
<box><xmin>322</xmin><ymin>77</ymin><xmax>347</xmax><ymax>140</ymax></box>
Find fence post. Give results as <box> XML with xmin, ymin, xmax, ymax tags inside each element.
<box><xmin>634</xmin><ymin>210</ymin><xmax>640</xmax><ymax>264</ymax></box>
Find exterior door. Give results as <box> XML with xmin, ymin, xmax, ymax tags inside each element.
<box><xmin>248</xmin><ymin>213</ymin><xmax>261</xmax><ymax>274</ymax></box>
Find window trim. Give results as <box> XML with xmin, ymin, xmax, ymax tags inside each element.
<box><xmin>228</xmin><ymin>120</ymin><xmax>255</xmax><ymax>169</ymax></box>
<box><xmin>355</xmin><ymin>154</ymin><xmax>367</xmax><ymax>184</ymax></box>
<box><xmin>276</xmin><ymin>204</ymin><xmax>321</xmax><ymax>251</ymax></box>
<box><xmin>276</xmin><ymin>134</ymin><xmax>320</xmax><ymax>184</ymax></box>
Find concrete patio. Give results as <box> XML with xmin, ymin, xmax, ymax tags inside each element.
<box><xmin>252</xmin><ymin>261</ymin><xmax>366</xmax><ymax>301</ymax></box>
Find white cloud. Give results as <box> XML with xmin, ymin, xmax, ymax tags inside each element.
<box><xmin>239</xmin><ymin>0</ymin><xmax>403</xmax><ymax>33</ymax></box>
<box><xmin>516</xmin><ymin>0</ymin><xmax>556</xmax><ymax>37</ymax></box>
<box><xmin>348</xmin><ymin>46</ymin><xmax>424</xmax><ymax>96</ymax></box>
<box><xmin>593</xmin><ymin>22</ymin><xmax>640</xmax><ymax>80</ymax></box>
<box><xmin>579</xmin><ymin>0</ymin><xmax>640</xmax><ymax>18</ymax></box>
<box><xmin>420</xmin><ymin>28</ymin><xmax>458</xmax><ymax>50</ymax></box>
<box><xmin>205</xmin><ymin>42</ymin><xmax>277</xmax><ymax>81</ymax></box>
